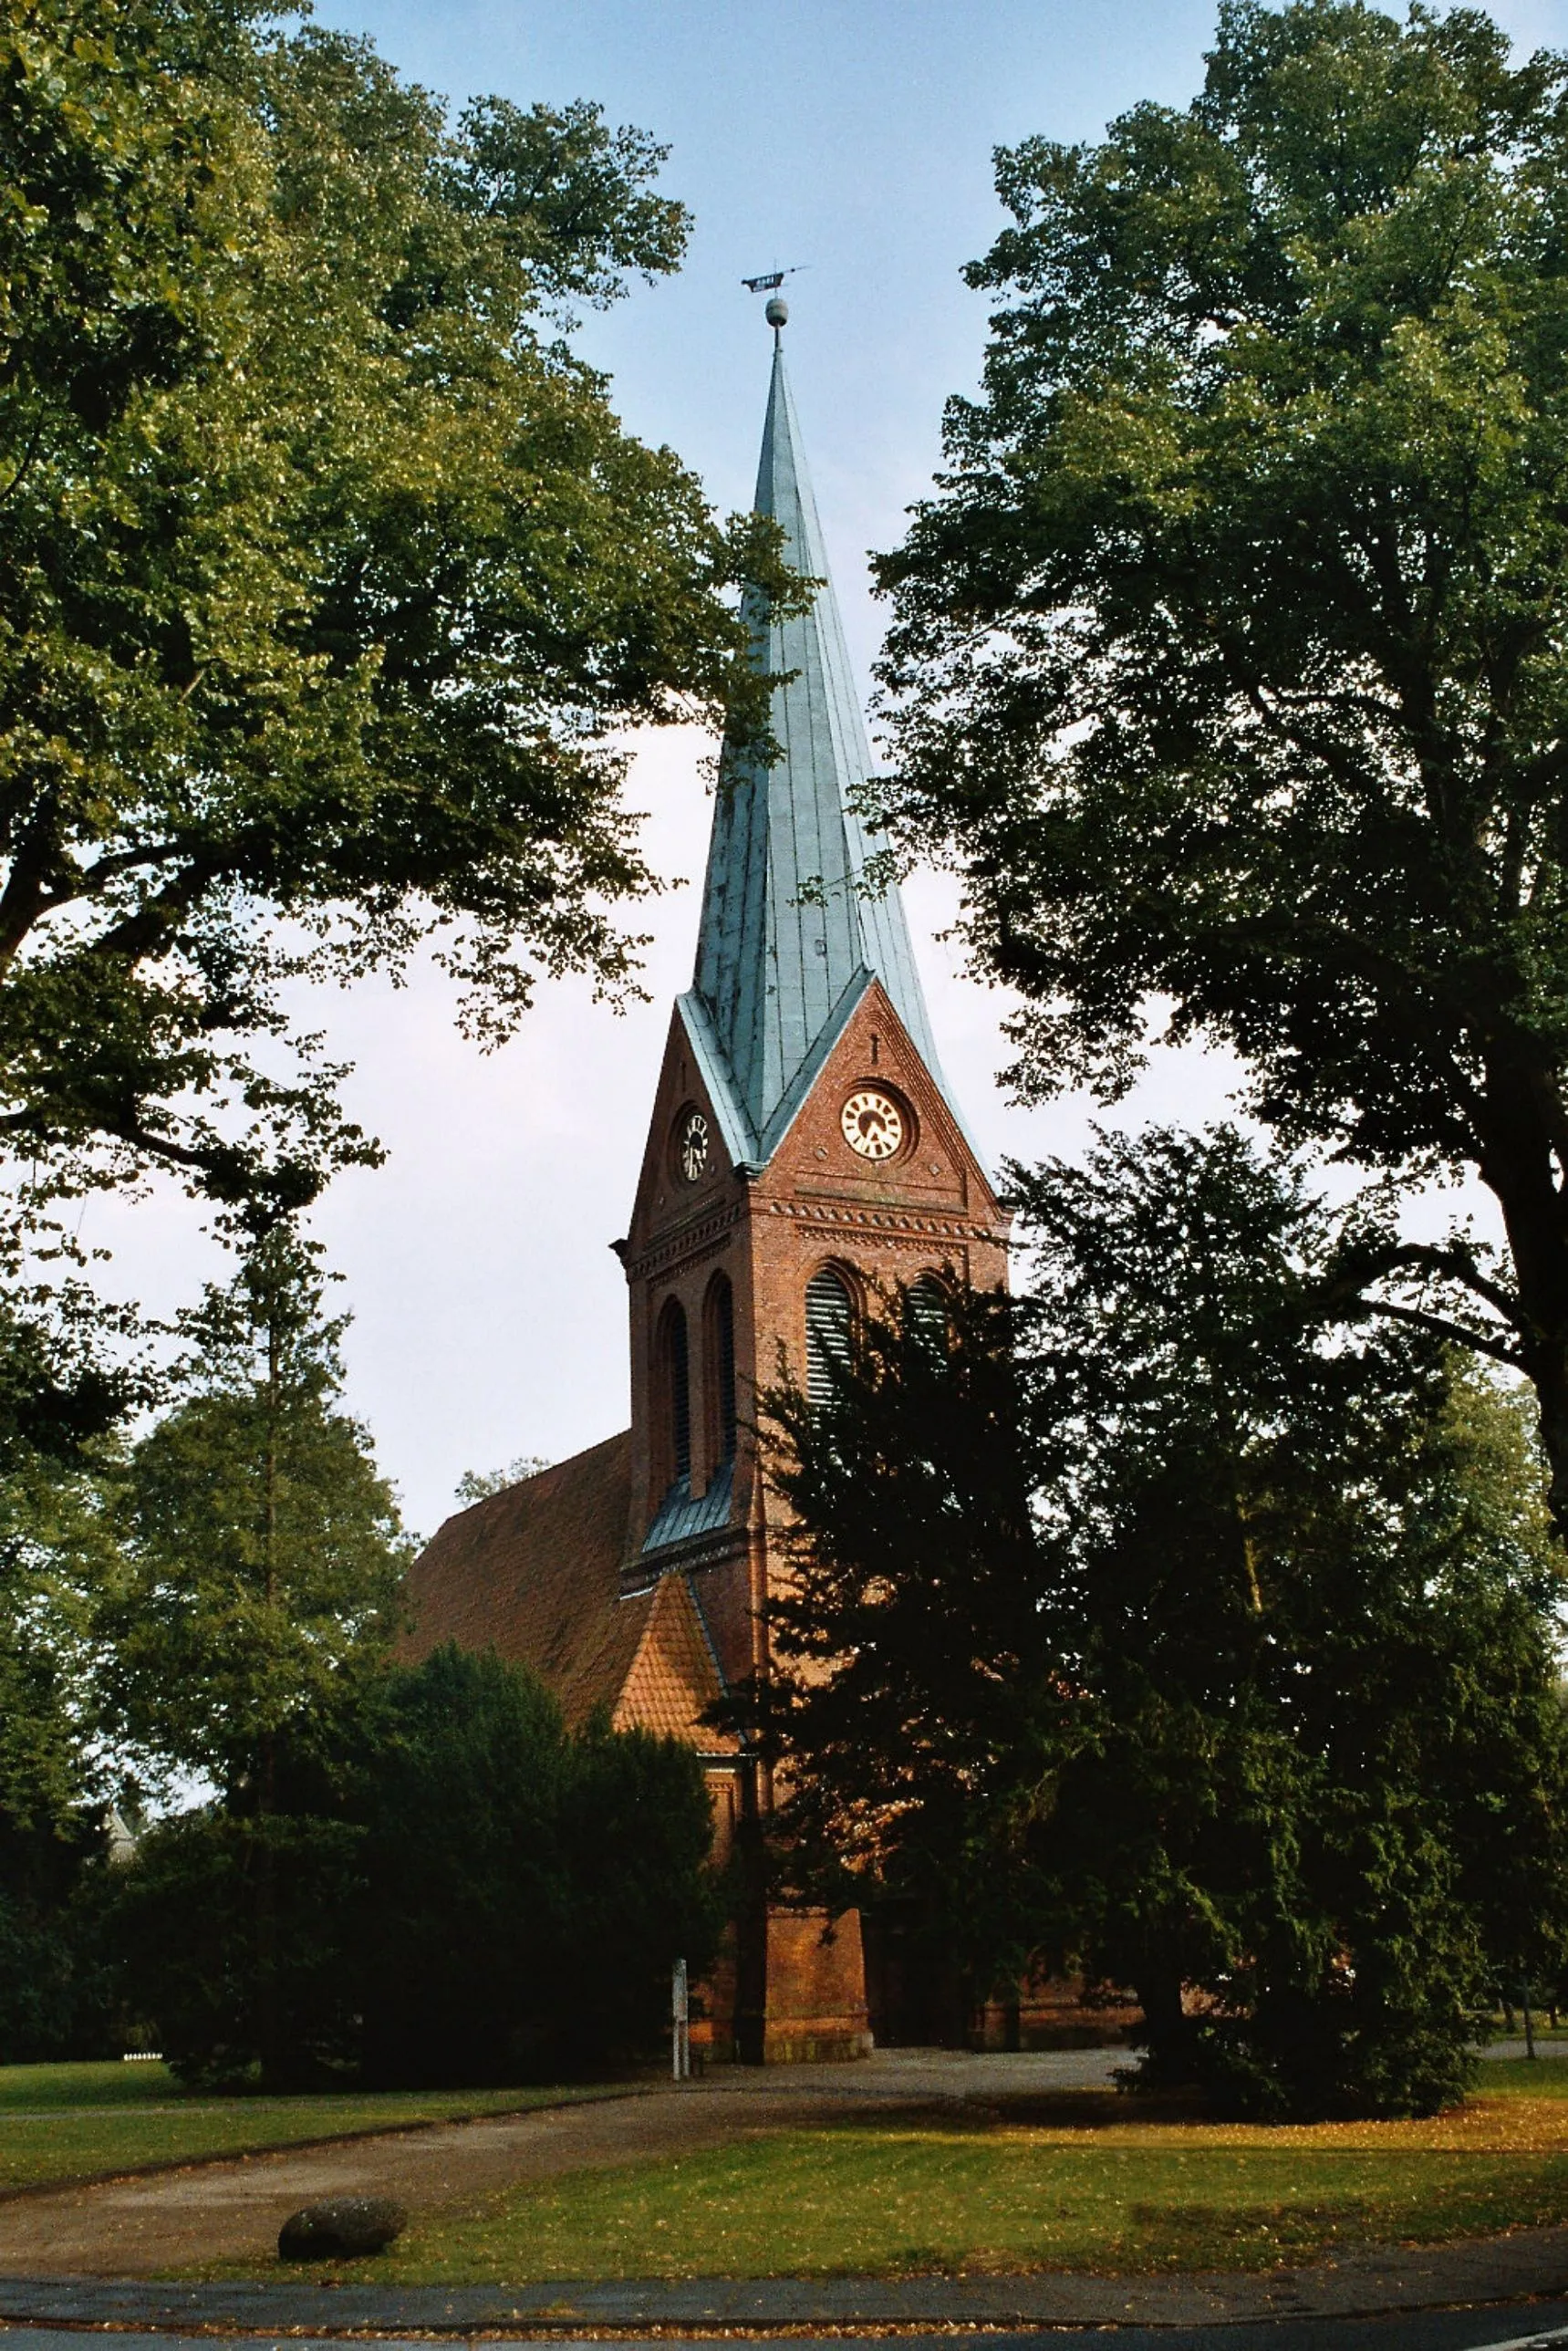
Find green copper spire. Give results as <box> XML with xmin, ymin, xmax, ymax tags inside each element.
<box><xmin>684</xmin><ymin>313</ymin><xmax>946</xmax><ymax>1166</ymax></box>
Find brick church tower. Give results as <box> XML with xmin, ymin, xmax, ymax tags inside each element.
<box><xmin>405</xmin><ymin>307</ymin><xmax>1010</xmax><ymax>2063</ymax></box>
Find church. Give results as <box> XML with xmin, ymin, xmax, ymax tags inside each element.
<box><xmin>404</xmin><ymin>304</ymin><xmax>1012</xmax><ymax>2061</ymax></box>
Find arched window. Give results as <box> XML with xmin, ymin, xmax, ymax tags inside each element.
<box><xmin>805</xmin><ymin>1266</ymin><xmax>854</xmax><ymax>1409</ymax></box>
<box><xmin>656</xmin><ymin>1298</ymin><xmax>691</xmax><ymax>1492</ymax></box>
<box><xmin>907</xmin><ymin>1275</ymin><xmax>950</xmax><ymax>1355</ymax></box>
<box><xmin>705</xmin><ymin>1274</ymin><xmax>737</xmax><ymax>1468</ymax></box>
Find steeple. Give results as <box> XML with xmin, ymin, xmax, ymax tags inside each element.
<box><xmin>682</xmin><ymin>307</ymin><xmax>946</xmax><ymax>1168</ymax></box>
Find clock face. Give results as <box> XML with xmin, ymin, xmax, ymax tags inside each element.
<box><xmin>841</xmin><ymin>1088</ymin><xmax>904</xmax><ymax>1161</ymax></box>
<box><xmin>678</xmin><ymin>1109</ymin><xmax>710</xmax><ymax>1182</ymax></box>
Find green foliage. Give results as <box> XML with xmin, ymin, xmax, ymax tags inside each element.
<box><xmin>455</xmin><ymin>1453</ymin><xmax>550</xmax><ymax>1503</ymax></box>
<box><xmin>449</xmin><ymin>98</ymin><xmax>689</xmax><ymax>311</ymax></box>
<box><xmin>114</xmin><ymin>1647</ymin><xmax>723</xmax><ymax>2087</ymax></box>
<box><xmin>356</xmin><ymin>1647</ymin><xmax>722</xmax><ymax>2086</ymax></box>
<box><xmin>0</xmin><ymin>1815</ymin><xmax>111</xmax><ymax>2064</ymax></box>
<box><xmin>0</xmin><ymin>0</ymin><xmax>797</xmax><ymax>1224</ymax></box>
<box><xmin>108</xmin><ymin>1802</ymin><xmax>361</xmax><ymax>2087</ymax></box>
<box><xmin>871</xmin><ymin>1</ymin><xmax>1568</xmax><ymax>1520</ymax></box>
<box><xmin>0</xmin><ymin>1312</ymin><xmax>137</xmax><ymax>2063</ymax></box>
<box><xmin>749</xmin><ymin>1128</ymin><xmax>1568</xmax><ymax>2118</ymax></box>
<box><xmin>92</xmin><ymin>1226</ymin><xmax>410</xmax><ymax>1795</ymax></box>
<box><xmin>68</xmin><ymin>1223</ymin><xmax>409</xmax><ymax>2082</ymax></box>
<box><xmin>739</xmin><ymin>1279</ymin><xmax>1052</xmax><ymax>1981</ymax></box>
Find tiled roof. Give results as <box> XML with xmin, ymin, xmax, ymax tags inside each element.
<box><xmin>401</xmin><ymin>1432</ymin><xmax>737</xmax><ymax>1754</ymax></box>
<box><xmin>615</xmin><ymin>1572</ymin><xmax>737</xmax><ymax>1753</ymax></box>
<box><xmin>401</xmin><ymin>1431</ymin><xmax>649</xmax><ymax>1730</ymax></box>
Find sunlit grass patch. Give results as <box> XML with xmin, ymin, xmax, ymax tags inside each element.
<box><xmin>254</xmin><ymin>2073</ymin><xmax>1568</xmax><ymax>2284</ymax></box>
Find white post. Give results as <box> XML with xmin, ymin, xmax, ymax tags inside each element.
<box><xmin>672</xmin><ymin>1956</ymin><xmax>690</xmax><ymax>2081</ymax></box>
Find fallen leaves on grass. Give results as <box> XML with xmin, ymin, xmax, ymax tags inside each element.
<box><xmin>222</xmin><ymin>2091</ymin><xmax>1568</xmax><ymax>2287</ymax></box>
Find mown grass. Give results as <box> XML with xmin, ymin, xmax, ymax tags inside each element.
<box><xmin>0</xmin><ymin>2059</ymin><xmax>617</xmax><ymax>2193</ymax></box>
<box><xmin>258</xmin><ymin>2059</ymin><xmax>1568</xmax><ymax>2284</ymax></box>
<box><xmin>1482</xmin><ymin>2057</ymin><xmax>1568</xmax><ymax>2097</ymax></box>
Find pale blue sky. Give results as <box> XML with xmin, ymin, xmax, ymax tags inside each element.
<box><xmin>91</xmin><ymin>0</ymin><xmax>1568</xmax><ymax>1534</ymax></box>
<box><xmin>311</xmin><ymin>0</ymin><xmax>1296</xmax><ymax>681</ymax></box>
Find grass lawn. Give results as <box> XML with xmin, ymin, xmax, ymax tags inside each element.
<box><xmin>0</xmin><ymin>2060</ymin><xmax>619</xmax><ymax>2194</ymax></box>
<box><xmin>263</xmin><ymin>2059</ymin><xmax>1568</xmax><ymax>2284</ymax></box>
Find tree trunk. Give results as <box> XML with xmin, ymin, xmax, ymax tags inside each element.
<box><xmin>1528</xmin><ymin>1346</ymin><xmax>1568</xmax><ymax>1543</ymax></box>
<box><xmin>255</xmin><ymin>1738</ymin><xmax>281</xmax><ymax>2087</ymax></box>
<box><xmin>256</xmin><ymin>1325</ymin><xmax>282</xmax><ymax>2085</ymax></box>
<box><xmin>1133</xmin><ymin>1966</ymin><xmax>1198</xmax><ymax>2085</ymax></box>
<box><xmin>1473</xmin><ymin>1060</ymin><xmax>1568</xmax><ymax>1541</ymax></box>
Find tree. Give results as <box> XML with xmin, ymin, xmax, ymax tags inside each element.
<box><xmin>115</xmin><ymin>1646</ymin><xmax>723</xmax><ymax>2087</ymax></box>
<box><xmin>0</xmin><ymin>1447</ymin><xmax>115</xmax><ymax>2061</ymax></box>
<box><xmin>92</xmin><ymin>1224</ymin><xmax>410</xmax><ymax>2078</ymax></box>
<box><xmin>872</xmin><ymin>1</ymin><xmax>1568</xmax><ymax>1527</ymax></box>
<box><xmin>108</xmin><ymin>1796</ymin><xmax>363</xmax><ymax>2086</ymax></box>
<box><xmin>0</xmin><ymin>1278</ymin><xmax>139</xmax><ymax>2059</ymax></box>
<box><xmin>747</xmin><ymin>1129</ymin><xmax>1568</xmax><ymax>2117</ymax></box>
<box><xmin>354</xmin><ymin>1647</ymin><xmax>722</xmax><ymax>2086</ymax></box>
<box><xmin>94</xmin><ymin>1227</ymin><xmax>409</xmax><ymax>1794</ymax></box>
<box><xmin>738</xmin><ymin>1280</ymin><xmax>1055</xmax><ymax>1999</ymax></box>
<box><xmin>456</xmin><ymin>1453</ymin><xmax>551</xmax><ymax>1503</ymax></box>
<box><xmin>0</xmin><ymin>0</ymin><xmax>798</xmax><ymax>1229</ymax></box>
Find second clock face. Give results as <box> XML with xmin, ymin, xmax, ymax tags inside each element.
<box><xmin>842</xmin><ymin>1088</ymin><xmax>904</xmax><ymax>1161</ymax></box>
<box><xmin>679</xmin><ymin>1110</ymin><xmax>710</xmax><ymax>1182</ymax></box>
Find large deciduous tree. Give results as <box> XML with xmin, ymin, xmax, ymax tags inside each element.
<box><xmin>0</xmin><ymin>0</ymin><xmax>794</xmax><ymax>1224</ymax></box>
<box><xmin>747</xmin><ymin>1129</ymin><xmax>1568</xmax><ymax>2118</ymax></box>
<box><xmin>873</xmin><ymin>1</ymin><xmax>1568</xmax><ymax>1524</ymax></box>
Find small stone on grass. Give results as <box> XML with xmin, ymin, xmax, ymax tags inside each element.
<box><xmin>278</xmin><ymin>2196</ymin><xmax>406</xmax><ymax>2260</ymax></box>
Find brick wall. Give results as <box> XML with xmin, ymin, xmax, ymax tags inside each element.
<box><xmin>618</xmin><ymin>979</ymin><xmax>1011</xmax><ymax>2059</ymax></box>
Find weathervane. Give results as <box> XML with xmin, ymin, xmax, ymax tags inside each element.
<box><xmin>743</xmin><ymin>265</ymin><xmax>805</xmax><ymax>343</ymax></box>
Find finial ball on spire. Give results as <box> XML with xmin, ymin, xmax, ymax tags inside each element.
<box><xmin>764</xmin><ymin>296</ymin><xmax>788</xmax><ymax>329</ymax></box>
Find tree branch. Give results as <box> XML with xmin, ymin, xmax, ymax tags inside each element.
<box><xmin>1363</xmin><ymin>1294</ymin><xmax>1523</xmax><ymax>1368</ymax></box>
<box><xmin>1345</xmin><ymin>1235</ymin><xmax>1524</xmax><ymax>1329</ymax></box>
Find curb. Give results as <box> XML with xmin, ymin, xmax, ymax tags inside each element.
<box><xmin>4</xmin><ymin>2230</ymin><xmax>1568</xmax><ymax>2337</ymax></box>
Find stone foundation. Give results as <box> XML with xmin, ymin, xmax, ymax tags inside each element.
<box><xmin>710</xmin><ymin>1904</ymin><xmax>871</xmax><ymax>2065</ymax></box>
<box><xmin>760</xmin><ymin>1908</ymin><xmax>872</xmax><ymax>2062</ymax></box>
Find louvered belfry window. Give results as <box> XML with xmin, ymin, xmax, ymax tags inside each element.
<box><xmin>660</xmin><ymin>1301</ymin><xmax>691</xmax><ymax>1488</ymax></box>
<box><xmin>708</xmin><ymin>1275</ymin><xmax>737</xmax><ymax>1465</ymax></box>
<box><xmin>908</xmin><ymin>1276</ymin><xmax>949</xmax><ymax>1353</ymax></box>
<box><xmin>805</xmin><ymin>1268</ymin><xmax>854</xmax><ymax>1409</ymax></box>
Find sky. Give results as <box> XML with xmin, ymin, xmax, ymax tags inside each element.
<box><xmin>86</xmin><ymin>0</ymin><xmax>1568</xmax><ymax>1538</ymax></box>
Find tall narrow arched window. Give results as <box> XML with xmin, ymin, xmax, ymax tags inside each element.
<box><xmin>805</xmin><ymin>1266</ymin><xmax>854</xmax><ymax>1409</ymax></box>
<box><xmin>656</xmin><ymin>1298</ymin><xmax>691</xmax><ymax>1493</ymax></box>
<box><xmin>705</xmin><ymin>1274</ymin><xmax>737</xmax><ymax>1468</ymax></box>
<box><xmin>908</xmin><ymin>1275</ymin><xmax>950</xmax><ymax>1356</ymax></box>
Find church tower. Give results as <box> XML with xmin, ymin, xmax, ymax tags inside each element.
<box><xmin>403</xmin><ymin>307</ymin><xmax>1009</xmax><ymax>2065</ymax></box>
<box><xmin>617</xmin><ymin>305</ymin><xmax>1010</xmax><ymax>2059</ymax></box>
